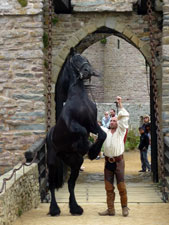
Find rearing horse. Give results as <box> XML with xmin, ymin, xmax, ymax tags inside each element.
<box><xmin>46</xmin><ymin>49</ymin><xmax>107</xmax><ymax>216</ymax></box>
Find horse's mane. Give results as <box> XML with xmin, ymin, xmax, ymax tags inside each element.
<box><xmin>55</xmin><ymin>50</ymin><xmax>85</xmax><ymax>121</ymax></box>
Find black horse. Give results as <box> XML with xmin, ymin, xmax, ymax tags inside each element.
<box><xmin>46</xmin><ymin>49</ymin><xmax>107</xmax><ymax>216</ymax></box>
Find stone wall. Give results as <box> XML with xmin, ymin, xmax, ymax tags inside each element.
<box><xmin>83</xmin><ymin>35</ymin><xmax>149</xmax><ymax>101</ymax></box>
<box><xmin>0</xmin><ymin>0</ymin><xmax>45</xmax><ymax>173</ymax></box>
<box><xmin>82</xmin><ymin>35</ymin><xmax>150</xmax><ymax>128</ymax></box>
<box><xmin>162</xmin><ymin>0</ymin><xmax>169</xmax><ymax>188</ymax></box>
<box><xmin>162</xmin><ymin>0</ymin><xmax>169</xmax><ymax>136</ymax></box>
<box><xmin>0</xmin><ymin>163</ymin><xmax>40</xmax><ymax>225</ymax></box>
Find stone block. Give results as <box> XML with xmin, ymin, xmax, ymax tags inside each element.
<box><xmin>162</xmin><ymin>83</ymin><xmax>169</xmax><ymax>90</ymax></box>
<box><xmin>58</xmin><ymin>46</ymin><xmax>70</xmax><ymax>61</ymax></box>
<box><xmin>162</xmin><ymin>96</ymin><xmax>169</xmax><ymax>104</ymax></box>
<box><xmin>52</xmin><ymin>55</ymin><xmax>64</xmax><ymax>68</ymax></box>
<box><xmin>140</xmin><ymin>44</ymin><xmax>151</xmax><ymax>61</ymax></box>
<box><xmin>84</xmin><ymin>24</ymin><xmax>97</xmax><ymax>34</ymax></box>
<box><xmin>114</xmin><ymin>23</ymin><xmax>125</xmax><ymax>33</ymax></box>
<box><xmin>162</xmin><ymin>111</ymin><xmax>169</xmax><ymax>120</ymax></box>
<box><xmin>131</xmin><ymin>35</ymin><xmax>139</xmax><ymax>47</ymax></box>
<box><xmin>123</xmin><ymin>27</ymin><xmax>133</xmax><ymax>39</ymax></box>
<box><xmin>105</xmin><ymin>17</ymin><xmax>116</xmax><ymax>30</ymax></box>
<box><xmin>75</xmin><ymin>28</ymin><xmax>88</xmax><ymax>41</ymax></box>
<box><xmin>66</xmin><ymin>35</ymin><xmax>79</xmax><ymax>48</ymax></box>
<box><xmin>162</xmin><ymin>104</ymin><xmax>169</xmax><ymax>111</ymax></box>
<box><xmin>163</xmin><ymin>120</ymin><xmax>169</xmax><ymax>128</ymax></box>
<box><xmin>162</xmin><ymin>75</ymin><xmax>169</xmax><ymax>82</ymax></box>
<box><xmin>96</xmin><ymin>18</ymin><xmax>105</xmax><ymax>29</ymax></box>
<box><xmin>163</xmin><ymin>36</ymin><xmax>169</xmax><ymax>45</ymax></box>
<box><xmin>52</xmin><ymin>65</ymin><xmax>61</xmax><ymax>83</ymax></box>
<box><xmin>163</xmin><ymin>67</ymin><xmax>169</xmax><ymax>74</ymax></box>
<box><xmin>163</xmin><ymin>45</ymin><xmax>169</xmax><ymax>57</ymax></box>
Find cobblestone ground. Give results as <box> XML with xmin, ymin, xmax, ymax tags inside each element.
<box><xmin>13</xmin><ymin>150</ymin><xmax>169</xmax><ymax>225</ymax></box>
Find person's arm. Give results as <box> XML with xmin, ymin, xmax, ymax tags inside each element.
<box><xmin>116</xmin><ymin>96</ymin><xmax>129</xmax><ymax>132</ymax></box>
<box><xmin>117</xmin><ymin>96</ymin><xmax>123</xmax><ymax>109</ymax></box>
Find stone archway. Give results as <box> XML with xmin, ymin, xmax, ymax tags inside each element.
<box><xmin>50</xmin><ymin>15</ymin><xmax>161</xmax><ymax>126</ymax></box>
<box><xmin>52</xmin><ymin>18</ymin><xmax>152</xmax><ymax>83</ymax></box>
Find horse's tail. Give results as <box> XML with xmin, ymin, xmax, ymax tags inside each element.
<box><xmin>46</xmin><ymin>128</ymin><xmax>67</xmax><ymax>190</ymax></box>
<box><xmin>48</xmin><ymin>157</ymin><xmax>67</xmax><ymax>190</ymax></box>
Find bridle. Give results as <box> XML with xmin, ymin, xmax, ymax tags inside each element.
<box><xmin>70</xmin><ymin>55</ymin><xmax>89</xmax><ymax>80</ymax></box>
<box><xmin>70</xmin><ymin>54</ymin><xmax>96</xmax><ymax>104</ymax></box>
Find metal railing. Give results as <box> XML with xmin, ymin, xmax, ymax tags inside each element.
<box><xmin>0</xmin><ymin>150</ymin><xmax>37</xmax><ymax>194</ymax></box>
<box><xmin>0</xmin><ymin>138</ymin><xmax>48</xmax><ymax>203</ymax></box>
<box><xmin>25</xmin><ymin>138</ymin><xmax>48</xmax><ymax>202</ymax></box>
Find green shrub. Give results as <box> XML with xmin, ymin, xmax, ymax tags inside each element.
<box><xmin>125</xmin><ymin>129</ymin><xmax>140</xmax><ymax>151</ymax></box>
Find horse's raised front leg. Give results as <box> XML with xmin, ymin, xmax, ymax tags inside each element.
<box><xmin>67</xmin><ymin>119</ymin><xmax>89</xmax><ymax>154</ymax></box>
<box><xmin>88</xmin><ymin>124</ymin><xmax>107</xmax><ymax>160</ymax></box>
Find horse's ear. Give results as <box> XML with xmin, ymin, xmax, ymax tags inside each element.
<box><xmin>70</xmin><ymin>47</ymin><xmax>76</xmax><ymax>56</ymax></box>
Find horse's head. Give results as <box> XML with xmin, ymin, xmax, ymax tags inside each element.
<box><xmin>70</xmin><ymin>50</ymin><xmax>100</xmax><ymax>81</ymax></box>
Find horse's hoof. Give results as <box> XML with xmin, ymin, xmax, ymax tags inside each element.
<box><xmin>49</xmin><ymin>206</ymin><xmax>61</xmax><ymax>216</ymax></box>
<box><xmin>70</xmin><ymin>205</ymin><xmax>83</xmax><ymax>215</ymax></box>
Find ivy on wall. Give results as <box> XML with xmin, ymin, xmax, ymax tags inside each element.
<box><xmin>17</xmin><ymin>0</ymin><xmax>28</xmax><ymax>7</ymax></box>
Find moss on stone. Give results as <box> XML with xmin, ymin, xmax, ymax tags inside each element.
<box><xmin>17</xmin><ymin>0</ymin><xmax>28</xmax><ymax>7</ymax></box>
<box><xmin>18</xmin><ymin>208</ymin><xmax>23</xmax><ymax>217</ymax></box>
<box><xmin>43</xmin><ymin>32</ymin><xmax>48</xmax><ymax>49</ymax></box>
<box><xmin>100</xmin><ymin>38</ymin><xmax>107</xmax><ymax>44</ymax></box>
<box><xmin>52</xmin><ymin>16</ymin><xmax>59</xmax><ymax>25</ymax></box>
<box><xmin>44</xmin><ymin>60</ymin><xmax>49</xmax><ymax>69</ymax></box>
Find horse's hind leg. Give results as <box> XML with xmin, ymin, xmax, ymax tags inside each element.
<box><xmin>49</xmin><ymin>186</ymin><xmax>61</xmax><ymax>216</ymax></box>
<box><xmin>48</xmin><ymin>165</ymin><xmax>61</xmax><ymax>216</ymax></box>
<box><xmin>67</xmin><ymin>154</ymin><xmax>84</xmax><ymax>215</ymax></box>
